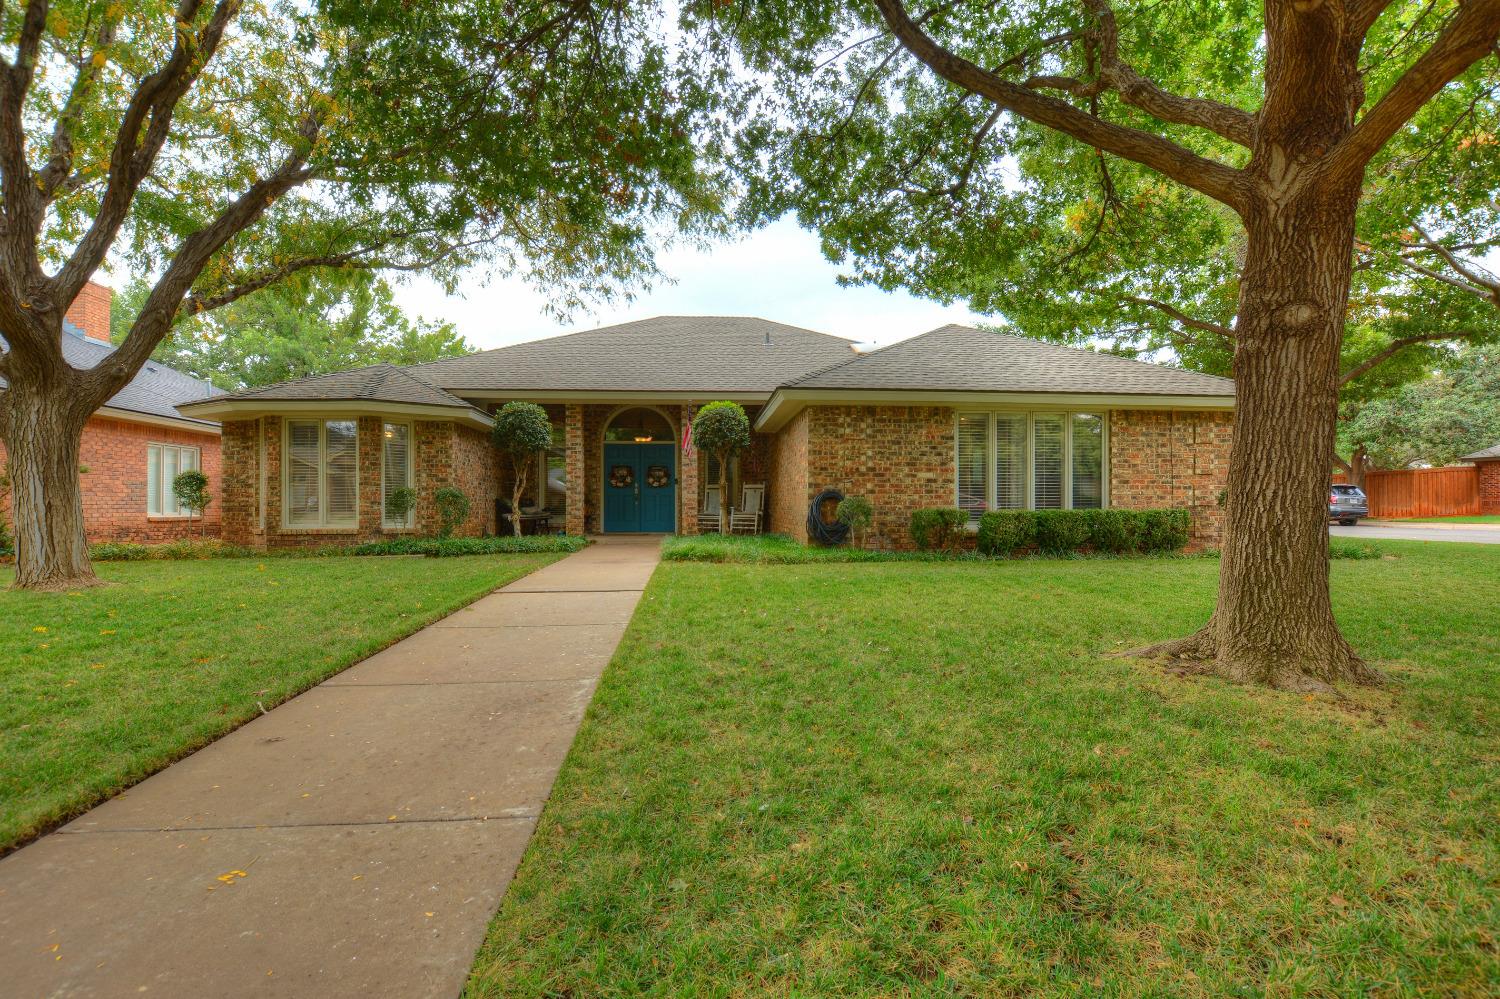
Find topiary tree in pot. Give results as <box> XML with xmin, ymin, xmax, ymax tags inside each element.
<box><xmin>692</xmin><ymin>401</ymin><xmax>751</xmax><ymax>533</ymax></box>
<box><xmin>172</xmin><ymin>470</ymin><xmax>212</xmax><ymax>538</ymax></box>
<box><xmin>491</xmin><ymin>402</ymin><xmax>553</xmax><ymax>537</ymax></box>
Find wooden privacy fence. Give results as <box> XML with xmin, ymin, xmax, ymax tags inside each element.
<box><xmin>1363</xmin><ymin>466</ymin><xmax>1480</xmax><ymax>519</ymax></box>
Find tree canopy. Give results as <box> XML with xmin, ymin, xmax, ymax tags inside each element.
<box><xmin>1340</xmin><ymin>348</ymin><xmax>1500</xmax><ymax>469</ymax></box>
<box><xmin>109</xmin><ymin>273</ymin><xmax>470</xmax><ymax>390</ymax></box>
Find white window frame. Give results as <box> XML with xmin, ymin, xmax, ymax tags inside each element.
<box><xmin>953</xmin><ymin>409</ymin><xmax>1110</xmax><ymax>516</ymax></box>
<box><xmin>147</xmin><ymin>443</ymin><xmax>202</xmax><ymax>518</ymax></box>
<box><xmin>381</xmin><ymin>421</ymin><xmax>415</xmax><ymax>529</ymax></box>
<box><xmin>283</xmin><ymin>418</ymin><xmax>360</xmax><ymax>529</ymax></box>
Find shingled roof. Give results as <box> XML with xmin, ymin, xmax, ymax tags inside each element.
<box><xmin>1461</xmin><ymin>443</ymin><xmax>1500</xmax><ymax>461</ymax></box>
<box><xmin>201</xmin><ymin>363</ymin><xmax>477</xmax><ymax>409</ymax></box>
<box><xmin>406</xmin><ymin>316</ymin><xmax>857</xmax><ymax>395</ymax></box>
<box><xmin>0</xmin><ymin>322</ymin><xmax>218</xmax><ymax>428</ymax></box>
<box><xmin>783</xmin><ymin>324</ymin><xmax>1236</xmax><ymax>396</ymax></box>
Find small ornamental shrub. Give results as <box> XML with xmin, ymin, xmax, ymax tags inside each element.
<box><xmin>976</xmin><ymin>510</ymin><xmax>1036</xmax><ymax>556</ymax></box>
<box><xmin>491</xmin><ymin>402</ymin><xmax>553</xmax><ymax>537</ymax></box>
<box><xmin>835</xmin><ymin>495</ymin><xmax>874</xmax><ymax>547</ymax></box>
<box><xmin>172</xmin><ymin>469</ymin><xmax>212</xmax><ymax>537</ymax></box>
<box><xmin>1139</xmin><ymin>508</ymin><xmax>1191</xmax><ymax>553</ymax></box>
<box><xmin>386</xmin><ymin>486</ymin><xmax>418</xmax><ymax>526</ymax></box>
<box><xmin>693</xmin><ymin>401</ymin><xmax>752</xmax><ymax>533</ymax></box>
<box><xmin>434</xmin><ymin>487</ymin><xmax>470</xmax><ymax>539</ymax></box>
<box><xmin>1033</xmin><ymin>509</ymin><xmax>1092</xmax><ymax>554</ymax></box>
<box><xmin>909</xmin><ymin>507</ymin><xmax>968</xmax><ymax>551</ymax></box>
<box><xmin>1084</xmin><ymin>509</ymin><xmax>1138</xmax><ymax>554</ymax></box>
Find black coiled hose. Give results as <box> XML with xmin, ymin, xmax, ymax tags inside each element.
<box><xmin>807</xmin><ymin>488</ymin><xmax>851</xmax><ymax>546</ymax></box>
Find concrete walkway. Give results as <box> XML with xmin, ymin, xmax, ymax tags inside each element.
<box><xmin>0</xmin><ymin>537</ymin><xmax>660</xmax><ymax>998</ymax></box>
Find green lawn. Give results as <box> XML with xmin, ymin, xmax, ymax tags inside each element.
<box><xmin>469</xmin><ymin>541</ymin><xmax>1498</xmax><ymax>997</ymax></box>
<box><xmin>0</xmin><ymin>553</ymin><xmax>562</xmax><ymax>851</ymax></box>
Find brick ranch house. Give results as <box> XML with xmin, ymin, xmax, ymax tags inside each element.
<box><xmin>175</xmin><ymin>318</ymin><xmax>1235</xmax><ymax>550</ymax></box>
<box><xmin>1</xmin><ymin>281</ymin><xmax>222</xmax><ymax>542</ymax></box>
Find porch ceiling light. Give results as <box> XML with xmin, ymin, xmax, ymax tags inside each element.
<box><xmin>634</xmin><ymin>435</ymin><xmax>653</xmax><ymax>442</ymax></box>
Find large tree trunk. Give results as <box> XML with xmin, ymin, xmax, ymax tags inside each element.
<box><xmin>510</xmin><ymin>454</ymin><xmax>529</xmax><ymax>537</ymax></box>
<box><xmin>3</xmin><ymin>381</ymin><xmax>97</xmax><ymax>590</ymax></box>
<box><xmin>1133</xmin><ymin>185</ymin><xmax>1383</xmax><ymax>692</ymax></box>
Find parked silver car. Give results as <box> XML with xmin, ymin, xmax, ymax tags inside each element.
<box><xmin>1329</xmin><ymin>484</ymin><xmax>1368</xmax><ymax>525</ymax></box>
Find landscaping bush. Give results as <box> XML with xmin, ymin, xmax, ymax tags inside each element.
<box><xmin>909</xmin><ymin>508</ymin><xmax>968</xmax><ymax>551</ymax></box>
<box><xmin>89</xmin><ymin>539</ymin><xmax>255</xmax><ymax>561</ymax></box>
<box><xmin>1032</xmin><ymin>509</ymin><xmax>1092</xmax><ymax>554</ymax></box>
<box><xmin>976</xmin><ymin>510</ymin><xmax>1035</xmax><ymax>556</ymax></box>
<box><xmin>171</xmin><ymin>469</ymin><xmax>212</xmax><ymax>536</ymax></box>
<box><xmin>385</xmin><ymin>486</ymin><xmax>417</xmax><ymax>525</ymax></box>
<box><xmin>434</xmin><ymin>487</ymin><xmax>470</xmax><ymax>538</ymax></box>
<box><xmin>662</xmin><ymin>533</ymin><xmax>985</xmax><ymax>564</ymax></box>
<box><xmin>1084</xmin><ymin>509</ymin><xmax>1138</xmax><ymax>554</ymax></box>
<box><xmin>1138</xmin><ymin>508</ymin><xmax>1191</xmax><ymax>553</ymax></box>
<box><xmin>835</xmin><ymin>495</ymin><xmax>874</xmax><ymax>547</ymax></box>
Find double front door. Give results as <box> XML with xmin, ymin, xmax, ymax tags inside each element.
<box><xmin>602</xmin><ymin>442</ymin><xmax>676</xmax><ymax>533</ymax></box>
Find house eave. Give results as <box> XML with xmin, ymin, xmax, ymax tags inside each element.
<box><xmin>754</xmin><ymin>387</ymin><xmax>1237</xmax><ymax>432</ymax></box>
<box><xmin>175</xmin><ymin>398</ymin><xmax>495</xmax><ymax>430</ymax></box>
<box><xmin>96</xmin><ymin>406</ymin><xmax>223</xmax><ymax>435</ymax></box>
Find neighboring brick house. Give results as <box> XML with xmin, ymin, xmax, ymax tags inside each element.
<box><xmin>1461</xmin><ymin>444</ymin><xmax>1500</xmax><ymax>515</ymax></box>
<box><xmin>0</xmin><ymin>282</ymin><xmax>222</xmax><ymax>542</ymax></box>
<box><xmin>179</xmin><ymin>317</ymin><xmax>1236</xmax><ymax>550</ymax></box>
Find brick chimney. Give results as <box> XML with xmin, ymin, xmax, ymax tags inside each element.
<box><xmin>64</xmin><ymin>280</ymin><xmax>113</xmax><ymax>344</ymax></box>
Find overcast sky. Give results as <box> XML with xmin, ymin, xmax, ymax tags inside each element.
<box><xmin>393</xmin><ymin>215</ymin><xmax>982</xmax><ymax>352</ymax></box>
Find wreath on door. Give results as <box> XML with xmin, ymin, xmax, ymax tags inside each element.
<box><xmin>645</xmin><ymin>465</ymin><xmax>670</xmax><ymax>488</ymax></box>
<box><xmin>609</xmin><ymin>464</ymin><xmax>634</xmax><ymax>488</ymax></box>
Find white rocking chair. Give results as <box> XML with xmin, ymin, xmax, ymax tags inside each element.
<box><xmin>729</xmin><ymin>482</ymin><xmax>765</xmax><ymax>535</ymax></box>
<box><xmin>697</xmin><ymin>485</ymin><xmax>722</xmax><ymax>533</ymax></box>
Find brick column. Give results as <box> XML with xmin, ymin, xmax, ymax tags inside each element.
<box><xmin>565</xmin><ymin>403</ymin><xmax>586</xmax><ymax>536</ymax></box>
<box><xmin>678</xmin><ymin>404</ymin><xmax>699</xmax><ymax>534</ymax></box>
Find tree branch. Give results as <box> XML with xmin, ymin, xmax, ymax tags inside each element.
<box><xmin>54</xmin><ymin>0</ymin><xmax>239</xmax><ymax>307</ymax></box>
<box><xmin>1080</xmin><ymin>0</ymin><xmax>1256</xmax><ymax>148</ymax></box>
<box><xmin>86</xmin><ymin>125</ymin><xmax>318</xmax><ymax>406</ymax></box>
<box><xmin>1338</xmin><ymin>330</ymin><xmax>1480</xmax><ymax>385</ymax></box>
<box><xmin>1118</xmin><ymin>294</ymin><xmax>1236</xmax><ymax>339</ymax></box>
<box><xmin>868</xmin><ymin>0</ymin><xmax>1252</xmax><ymax>213</ymax></box>
<box><xmin>37</xmin><ymin>14</ymin><xmax>121</xmax><ymax>199</ymax></box>
<box><xmin>1323</xmin><ymin>0</ymin><xmax>1500</xmax><ymax>183</ymax></box>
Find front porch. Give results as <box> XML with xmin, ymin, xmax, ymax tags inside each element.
<box><xmin>506</xmin><ymin>402</ymin><xmax>771</xmax><ymax>538</ymax></box>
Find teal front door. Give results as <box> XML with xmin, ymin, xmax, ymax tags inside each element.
<box><xmin>602</xmin><ymin>442</ymin><xmax>676</xmax><ymax>532</ymax></box>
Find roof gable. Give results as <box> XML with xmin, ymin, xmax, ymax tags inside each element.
<box><xmin>207</xmin><ymin>363</ymin><xmax>475</xmax><ymax>409</ymax></box>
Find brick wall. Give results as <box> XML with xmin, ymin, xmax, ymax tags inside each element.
<box><xmin>1108</xmin><ymin>409</ymin><xmax>1231</xmax><ymax>548</ymax></box>
<box><xmin>33</xmin><ymin>416</ymin><xmax>222</xmax><ymax>542</ymax></box>
<box><xmin>786</xmin><ymin>405</ymin><xmax>955</xmax><ymax>550</ymax></box>
<box><xmin>1478</xmin><ymin>461</ymin><xmax>1500</xmax><ymax>515</ymax></box>
<box><xmin>450</xmin><ymin>423</ymin><xmax>499</xmax><ymax>536</ymax></box>
<box><xmin>65</xmin><ymin>281</ymin><xmax>113</xmax><ymax>343</ymax></box>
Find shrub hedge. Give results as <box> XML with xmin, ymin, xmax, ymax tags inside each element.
<box><xmin>976</xmin><ymin>508</ymin><xmax>1191</xmax><ymax>556</ymax></box>
<box><xmin>79</xmin><ymin>534</ymin><xmax>587</xmax><ymax>562</ymax></box>
<box><xmin>909</xmin><ymin>508</ymin><xmax>969</xmax><ymax>550</ymax></box>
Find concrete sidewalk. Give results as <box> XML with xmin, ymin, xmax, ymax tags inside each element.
<box><xmin>0</xmin><ymin>537</ymin><xmax>660</xmax><ymax>998</ymax></box>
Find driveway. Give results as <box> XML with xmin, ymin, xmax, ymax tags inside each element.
<box><xmin>0</xmin><ymin>537</ymin><xmax>661</xmax><ymax>998</ymax></box>
<box><xmin>1331</xmin><ymin>522</ymin><xmax>1500</xmax><ymax>545</ymax></box>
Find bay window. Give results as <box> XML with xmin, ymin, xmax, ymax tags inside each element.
<box><xmin>285</xmin><ymin>419</ymin><xmax>358</xmax><ymax>527</ymax></box>
<box><xmin>955</xmin><ymin>411</ymin><xmax>1107</xmax><ymax>520</ymax></box>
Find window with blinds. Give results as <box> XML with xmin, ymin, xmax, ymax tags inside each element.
<box><xmin>285</xmin><ymin>419</ymin><xmax>359</xmax><ymax>527</ymax></box>
<box><xmin>1071</xmin><ymin>413</ymin><xmax>1104</xmax><ymax>509</ymax></box>
<box><xmin>995</xmin><ymin>413</ymin><xmax>1027</xmax><ymax>509</ymax></box>
<box><xmin>956</xmin><ymin>413</ymin><xmax>988</xmax><ymax>522</ymax></box>
<box><xmin>1032</xmin><ymin>414</ymin><xmax>1065</xmax><ymax>509</ymax></box>
<box><xmin>146</xmin><ymin>444</ymin><xmax>200</xmax><ymax>517</ymax></box>
<box><xmin>954</xmin><ymin>411</ymin><xmax>1106</xmax><ymax>515</ymax></box>
<box><xmin>382</xmin><ymin>423</ymin><xmax>413</xmax><ymax>527</ymax></box>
